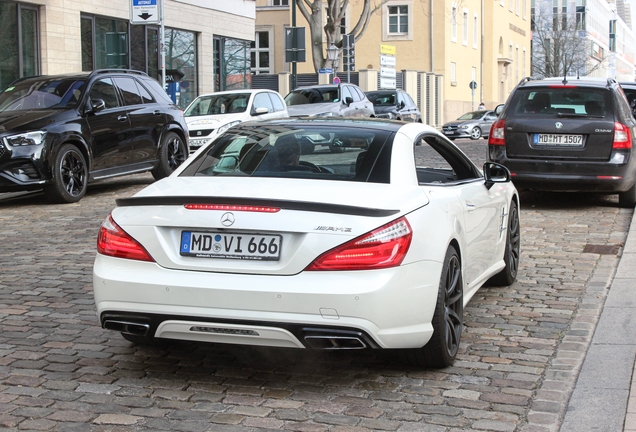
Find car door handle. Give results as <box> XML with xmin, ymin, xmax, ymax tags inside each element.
<box><xmin>465</xmin><ymin>201</ymin><xmax>476</xmax><ymax>211</ymax></box>
<box><xmin>117</xmin><ymin>115</ymin><xmax>128</xmax><ymax>121</ymax></box>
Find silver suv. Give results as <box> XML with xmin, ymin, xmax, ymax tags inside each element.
<box><xmin>284</xmin><ymin>84</ymin><xmax>375</xmax><ymax>118</ymax></box>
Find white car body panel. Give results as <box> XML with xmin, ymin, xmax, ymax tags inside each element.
<box><xmin>93</xmin><ymin>118</ymin><xmax>518</xmax><ymax>356</ymax></box>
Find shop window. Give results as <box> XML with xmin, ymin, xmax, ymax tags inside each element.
<box><xmin>0</xmin><ymin>2</ymin><xmax>39</xmax><ymax>91</ymax></box>
<box><xmin>214</xmin><ymin>36</ymin><xmax>251</xmax><ymax>92</ymax></box>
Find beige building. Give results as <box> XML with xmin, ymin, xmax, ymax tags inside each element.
<box><xmin>0</xmin><ymin>0</ymin><xmax>256</xmax><ymax>108</ymax></box>
<box><xmin>255</xmin><ymin>0</ymin><xmax>531</xmax><ymax>124</ymax></box>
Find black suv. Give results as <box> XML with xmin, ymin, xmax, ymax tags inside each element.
<box><xmin>488</xmin><ymin>76</ymin><xmax>636</xmax><ymax>207</ymax></box>
<box><xmin>0</xmin><ymin>69</ymin><xmax>189</xmax><ymax>203</ymax></box>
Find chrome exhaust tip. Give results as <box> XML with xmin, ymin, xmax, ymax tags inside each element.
<box><xmin>103</xmin><ymin>320</ymin><xmax>150</xmax><ymax>336</ymax></box>
<box><xmin>304</xmin><ymin>335</ymin><xmax>367</xmax><ymax>350</ymax></box>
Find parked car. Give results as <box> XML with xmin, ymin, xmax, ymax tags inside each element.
<box><xmin>489</xmin><ymin>76</ymin><xmax>636</xmax><ymax>207</ymax></box>
<box><xmin>284</xmin><ymin>84</ymin><xmax>375</xmax><ymax>118</ymax></box>
<box><xmin>442</xmin><ymin>110</ymin><xmax>498</xmax><ymax>140</ymax></box>
<box><xmin>0</xmin><ymin>69</ymin><xmax>188</xmax><ymax>203</ymax></box>
<box><xmin>365</xmin><ymin>89</ymin><xmax>422</xmax><ymax>122</ymax></box>
<box><xmin>184</xmin><ymin>89</ymin><xmax>288</xmax><ymax>154</ymax></box>
<box><xmin>93</xmin><ymin>117</ymin><xmax>520</xmax><ymax>368</ymax></box>
<box><xmin>620</xmin><ymin>82</ymin><xmax>636</xmax><ymax>118</ymax></box>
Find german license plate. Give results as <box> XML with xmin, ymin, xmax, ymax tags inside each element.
<box><xmin>534</xmin><ymin>134</ymin><xmax>583</xmax><ymax>146</ymax></box>
<box><xmin>180</xmin><ymin>231</ymin><xmax>282</xmax><ymax>261</ymax></box>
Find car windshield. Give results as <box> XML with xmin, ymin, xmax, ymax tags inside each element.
<box><xmin>0</xmin><ymin>78</ymin><xmax>86</xmax><ymax>111</ymax></box>
<box><xmin>285</xmin><ymin>87</ymin><xmax>340</xmax><ymax>105</ymax></box>
<box><xmin>457</xmin><ymin>111</ymin><xmax>485</xmax><ymax>120</ymax></box>
<box><xmin>180</xmin><ymin>123</ymin><xmax>393</xmax><ymax>183</ymax></box>
<box><xmin>367</xmin><ymin>92</ymin><xmax>396</xmax><ymax>106</ymax></box>
<box><xmin>185</xmin><ymin>93</ymin><xmax>251</xmax><ymax>116</ymax></box>
<box><xmin>509</xmin><ymin>87</ymin><xmax>612</xmax><ymax>117</ymax></box>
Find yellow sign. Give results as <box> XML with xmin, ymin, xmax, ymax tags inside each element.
<box><xmin>380</xmin><ymin>44</ymin><xmax>396</xmax><ymax>55</ymax></box>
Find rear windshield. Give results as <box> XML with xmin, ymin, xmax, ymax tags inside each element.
<box><xmin>180</xmin><ymin>124</ymin><xmax>393</xmax><ymax>183</ymax></box>
<box><xmin>285</xmin><ymin>87</ymin><xmax>340</xmax><ymax>105</ymax></box>
<box><xmin>367</xmin><ymin>92</ymin><xmax>396</xmax><ymax>106</ymax></box>
<box><xmin>509</xmin><ymin>87</ymin><xmax>613</xmax><ymax>118</ymax></box>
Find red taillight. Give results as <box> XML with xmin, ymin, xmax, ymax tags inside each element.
<box><xmin>97</xmin><ymin>215</ymin><xmax>154</xmax><ymax>262</ymax></box>
<box><xmin>184</xmin><ymin>204</ymin><xmax>280</xmax><ymax>212</ymax></box>
<box><xmin>488</xmin><ymin>119</ymin><xmax>506</xmax><ymax>146</ymax></box>
<box><xmin>306</xmin><ymin>217</ymin><xmax>412</xmax><ymax>271</ymax></box>
<box><xmin>613</xmin><ymin>122</ymin><xmax>632</xmax><ymax>149</ymax></box>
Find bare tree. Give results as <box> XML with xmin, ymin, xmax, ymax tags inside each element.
<box><xmin>296</xmin><ymin>0</ymin><xmax>389</xmax><ymax>71</ymax></box>
<box><xmin>531</xmin><ymin>5</ymin><xmax>604</xmax><ymax>78</ymax></box>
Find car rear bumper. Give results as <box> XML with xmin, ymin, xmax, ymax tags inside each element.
<box><xmin>93</xmin><ymin>254</ymin><xmax>442</xmax><ymax>350</ymax></box>
<box><xmin>489</xmin><ymin>149</ymin><xmax>636</xmax><ymax>192</ymax></box>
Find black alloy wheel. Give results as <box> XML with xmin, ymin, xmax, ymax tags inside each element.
<box><xmin>152</xmin><ymin>131</ymin><xmax>187</xmax><ymax>180</ymax></box>
<box><xmin>45</xmin><ymin>144</ymin><xmax>88</xmax><ymax>203</ymax></box>
<box><xmin>487</xmin><ymin>200</ymin><xmax>521</xmax><ymax>286</ymax></box>
<box><xmin>402</xmin><ymin>245</ymin><xmax>463</xmax><ymax>368</ymax></box>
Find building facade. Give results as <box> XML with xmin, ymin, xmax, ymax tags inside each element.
<box><xmin>531</xmin><ymin>0</ymin><xmax>635</xmax><ymax>82</ymax></box>
<box><xmin>0</xmin><ymin>0</ymin><xmax>256</xmax><ymax>108</ymax></box>
<box><xmin>254</xmin><ymin>0</ymin><xmax>532</xmax><ymax>123</ymax></box>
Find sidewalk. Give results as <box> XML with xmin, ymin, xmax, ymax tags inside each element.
<box><xmin>560</xmin><ymin>211</ymin><xmax>636</xmax><ymax>431</ymax></box>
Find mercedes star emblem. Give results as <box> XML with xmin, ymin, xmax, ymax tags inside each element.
<box><xmin>221</xmin><ymin>212</ymin><xmax>235</xmax><ymax>227</ymax></box>
<box><xmin>555</xmin><ymin>122</ymin><xmax>563</xmax><ymax>129</ymax></box>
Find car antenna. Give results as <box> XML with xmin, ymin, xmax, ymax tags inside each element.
<box><xmin>562</xmin><ymin>73</ymin><xmax>568</xmax><ymax>85</ymax></box>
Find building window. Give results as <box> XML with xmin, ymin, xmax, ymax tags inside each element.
<box><xmin>388</xmin><ymin>5</ymin><xmax>408</xmax><ymax>34</ymax></box>
<box><xmin>462</xmin><ymin>9</ymin><xmax>468</xmax><ymax>45</ymax></box>
<box><xmin>473</xmin><ymin>13</ymin><xmax>478</xmax><ymax>48</ymax></box>
<box><xmin>451</xmin><ymin>4</ymin><xmax>457</xmax><ymax>42</ymax></box>
<box><xmin>382</xmin><ymin>0</ymin><xmax>413</xmax><ymax>41</ymax></box>
<box><xmin>0</xmin><ymin>2</ymin><xmax>39</xmax><ymax>90</ymax></box>
<box><xmin>82</xmin><ymin>16</ymin><xmax>198</xmax><ymax>108</ymax></box>
<box><xmin>271</xmin><ymin>0</ymin><xmax>288</xmax><ymax>5</ymax></box>
<box><xmin>81</xmin><ymin>16</ymin><xmax>129</xmax><ymax>70</ymax></box>
<box><xmin>516</xmin><ymin>0</ymin><xmax>520</xmax><ymax>15</ymax></box>
<box><xmin>450</xmin><ymin>62</ymin><xmax>456</xmax><ymax>84</ymax></box>
<box><xmin>164</xmin><ymin>28</ymin><xmax>198</xmax><ymax>108</ymax></box>
<box><xmin>515</xmin><ymin>46</ymin><xmax>519</xmax><ymax>82</ymax></box>
<box><xmin>523</xmin><ymin>0</ymin><xmax>526</xmax><ymax>19</ymax></box>
<box><xmin>251</xmin><ymin>30</ymin><xmax>271</xmax><ymax>74</ymax></box>
<box><xmin>214</xmin><ymin>37</ymin><xmax>251</xmax><ymax>92</ymax></box>
<box><xmin>523</xmin><ymin>47</ymin><xmax>526</xmax><ymax>76</ymax></box>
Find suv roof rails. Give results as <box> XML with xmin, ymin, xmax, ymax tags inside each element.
<box><xmin>89</xmin><ymin>69</ymin><xmax>149</xmax><ymax>78</ymax></box>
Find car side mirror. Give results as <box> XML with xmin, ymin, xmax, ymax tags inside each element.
<box><xmin>253</xmin><ymin>107</ymin><xmax>269</xmax><ymax>116</ymax></box>
<box><xmin>344</xmin><ymin>97</ymin><xmax>353</xmax><ymax>106</ymax></box>
<box><xmin>398</xmin><ymin>101</ymin><xmax>405</xmax><ymax>109</ymax></box>
<box><xmin>86</xmin><ymin>99</ymin><xmax>106</xmax><ymax>114</ymax></box>
<box><xmin>494</xmin><ymin>104</ymin><xmax>504</xmax><ymax>116</ymax></box>
<box><xmin>483</xmin><ymin>162</ymin><xmax>511</xmax><ymax>189</ymax></box>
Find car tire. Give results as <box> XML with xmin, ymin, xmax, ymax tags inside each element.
<box><xmin>402</xmin><ymin>245</ymin><xmax>463</xmax><ymax>368</ymax></box>
<box><xmin>619</xmin><ymin>184</ymin><xmax>636</xmax><ymax>208</ymax></box>
<box><xmin>470</xmin><ymin>127</ymin><xmax>482</xmax><ymax>140</ymax></box>
<box><xmin>152</xmin><ymin>131</ymin><xmax>187</xmax><ymax>181</ymax></box>
<box><xmin>487</xmin><ymin>200</ymin><xmax>521</xmax><ymax>286</ymax></box>
<box><xmin>44</xmin><ymin>144</ymin><xmax>88</xmax><ymax>204</ymax></box>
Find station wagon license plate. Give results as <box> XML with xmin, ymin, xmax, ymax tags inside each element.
<box><xmin>180</xmin><ymin>231</ymin><xmax>282</xmax><ymax>261</ymax></box>
<box><xmin>534</xmin><ymin>134</ymin><xmax>583</xmax><ymax>146</ymax></box>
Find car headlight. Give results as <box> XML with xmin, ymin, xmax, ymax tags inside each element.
<box><xmin>313</xmin><ymin>111</ymin><xmax>336</xmax><ymax>117</ymax></box>
<box><xmin>217</xmin><ymin>120</ymin><xmax>241</xmax><ymax>135</ymax></box>
<box><xmin>3</xmin><ymin>131</ymin><xmax>47</xmax><ymax>147</ymax></box>
<box><xmin>459</xmin><ymin>125</ymin><xmax>470</xmax><ymax>129</ymax></box>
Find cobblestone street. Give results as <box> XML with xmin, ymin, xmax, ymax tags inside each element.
<box><xmin>0</xmin><ymin>139</ymin><xmax>632</xmax><ymax>431</ymax></box>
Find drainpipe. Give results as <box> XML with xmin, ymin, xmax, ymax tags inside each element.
<box><xmin>430</xmin><ymin>0</ymin><xmax>434</xmax><ymax>71</ymax></box>
<box><xmin>480</xmin><ymin>0</ymin><xmax>484</xmax><ymax>104</ymax></box>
